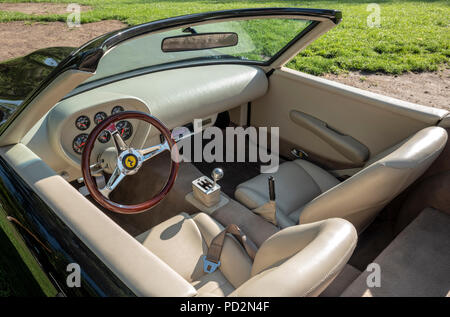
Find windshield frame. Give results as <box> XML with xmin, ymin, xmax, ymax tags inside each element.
<box><xmin>71</xmin><ymin>18</ymin><xmax>320</xmax><ymax>94</ymax></box>
<box><xmin>71</xmin><ymin>8</ymin><xmax>340</xmax><ymax>95</ymax></box>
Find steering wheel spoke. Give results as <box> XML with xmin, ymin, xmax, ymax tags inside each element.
<box><xmin>90</xmin><ymin>161</ymin><xmax>104</xmax><ymax>176</ymax></box>
<box><xmin>99</xmin><ymin>167</ymin><xmax>125</xmax><ymax>198</ymax></box>
<box><xmin>106</xmin><ymin>123</ymin><xmax>128</xmax><ymax>153</ymax></box>
<box><xmin>138</xmin><ymin>141</ymin><xmax>170</xmax><ymax>162</ymax></box>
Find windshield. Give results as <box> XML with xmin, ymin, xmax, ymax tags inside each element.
<box><xmin>86</xmin><ymin>17</ymin><xmax>313</xmax><ymax>83</ymax></box>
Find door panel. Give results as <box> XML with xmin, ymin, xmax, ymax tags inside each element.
<box><xmin>251</xmin><ymin>67</ymin><xmax>448</xmax><ymax>168</ymax></box>
<box><xmin>289</xmin><ymin>110</ymin><xmax>369</xmax><ymax>164</ymax></box>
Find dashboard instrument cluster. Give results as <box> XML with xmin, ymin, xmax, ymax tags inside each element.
<box><xmin>72</xmin><ymin>105</ymin><xmax>134</xmax><ymax>155</ymax></box>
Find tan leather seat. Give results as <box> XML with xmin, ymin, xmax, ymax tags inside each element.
<box><xmin>136</xmin><ymin>212</ymin><xmax>357</xmax><ymax>297</ymax></box>
<box><xmin>235</xmin><ymin>127</ymin><xmax>448</xmax><ymax>232</ymax></box>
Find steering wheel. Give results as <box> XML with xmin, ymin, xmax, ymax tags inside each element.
<box><xmin>81</xmin><ymin>111</ymin><xmax>179</xmax><ymax>214</ymax></box>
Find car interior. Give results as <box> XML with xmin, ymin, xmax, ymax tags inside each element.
<box><xmin>0</xmin><ymin>10</ymin><xmax>448</xmax><ymax>297</ymax></box>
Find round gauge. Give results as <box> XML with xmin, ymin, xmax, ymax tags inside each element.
<box><xmin>97</xmin><ymin>130</ymin><xmax>111</xmax><ymax>144</ymax></box>
<box><xmin>172</xmin><ymin>126</ymin><xmax>191</xmax><ymax>141</ymax></box>
<box><xmin>72</xmin><ymin>133</ymin><xmax>88</xmax><ymax>155</ymax></box>
<box><xmin>94</xmin><ymin>111</ymin><xmax>108</xmax><ymax>125</ymax></box>
<box><xmin>116</xmin><ymin>120</ymin><xmax>133</xmax><ymax>140</ymax></box>
<box><xmin>111</xmin><ymin>106</ymin><xmax>124</xmax><ymax>115</ymax></box>
<box><xmin>75</xmin><ymin>115</ymin><xmax>90</xmax><ymax>130</ymax></box>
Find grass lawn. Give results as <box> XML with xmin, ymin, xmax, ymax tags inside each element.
<box><xmin>0</xmin><ymin>0</ymin><xmax>448</xmax><ymax>75</ymax></box>
<box><xmin>0</xmin><ymin>206</ymin><xmax>57</xmax><ymax>296</ymax></box>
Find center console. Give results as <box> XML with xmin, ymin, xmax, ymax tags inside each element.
<box><xmin>185</xmin><ymin>168</ymin><xmax>229</xmax><ymax>214</ymax></box>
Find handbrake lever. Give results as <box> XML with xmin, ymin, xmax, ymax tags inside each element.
<box><xmin>252</xmin><ymin>176</ymin><xmax>277</xmax><ymax>226</ymax></box>
<box><xmin>268</xmin><ymin>176</ymin><xmax>276</xmax><ymax>201</ymax></box>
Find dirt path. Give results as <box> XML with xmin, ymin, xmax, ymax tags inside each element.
<box><xmin>0</xmin><ymin>20</ymin><xmax>447</xmax><ymax>111</ymax></box>
<box><xmin>0</xmin><ymin>21</ymin><xmax>126</xmax><ymax>61</ymax></box>
<box><xmin>324</xmin><ymin>69</ymin><xmax>449</xmax><ymax>111</ymax></box>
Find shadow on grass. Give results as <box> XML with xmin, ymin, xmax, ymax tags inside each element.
<box><xmin>0</xmin><ymin>226</ymin><xmax>46</xmax><ymax>297</ymax></box>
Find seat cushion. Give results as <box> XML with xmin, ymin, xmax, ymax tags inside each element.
<box><xmin>136</xmin><ymin>212</ymin><xmax>252</xmax><ymax>296</ymax></box>
<box><xmin>191</xmin><ymin>270</ymin><xmax>235</xmax><ymax>297</ymax></box>
<box><xmin>136</xmin><ymin>213</ymin><xmax>357</xmax><ymax>297</ymax></box>
<box><xmin>230</xmin><ymin>218</ymin><xmax>357</xmax><ymax>297</ymax></box>
<box><xmin>235</xmin><ymin>159</ymin><xmax>339</xmax><ymax>227</ymax></box>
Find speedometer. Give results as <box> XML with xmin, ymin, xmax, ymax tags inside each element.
<box><xmin>72</xmin><ymin>133</ymin><xmax>88</xmax><ymax>155</ymax></box>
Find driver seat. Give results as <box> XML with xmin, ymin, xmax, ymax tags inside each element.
<box><xmin>136</xmin><ymin>212</ymin><xmax>357</xmax><ymax>297</ymax></box>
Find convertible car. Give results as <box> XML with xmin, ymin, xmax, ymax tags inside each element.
<box><xmin>0</xmin><ymin>8</ymin><xmax>449</xmax><ymax>297</ymax></box>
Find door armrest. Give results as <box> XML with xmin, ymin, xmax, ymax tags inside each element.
<box><xmin>290</xmin><ymin>110</ymin><xmax>369</xmax><ymax>164</ymax></box>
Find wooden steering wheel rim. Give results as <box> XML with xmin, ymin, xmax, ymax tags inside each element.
<box><xmin>81</xmin><ymin>111</ymin><xmax>179</xmax><ymax>214</ymax></box>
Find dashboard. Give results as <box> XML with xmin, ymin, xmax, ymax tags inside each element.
<box><xmin>46</xmin><ymin>96</ymin><xmax>149</xmax><ymax>173</ymax></box>
<box><xmin>22</xmin><ymin>64</ymin><xmax>269</xmax><ymax>181</ymax></box>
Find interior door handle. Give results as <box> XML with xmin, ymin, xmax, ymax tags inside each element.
<box><xmin>289</xmin><ymin>110</ymin><xmax>369</xmax><ymax>164</ymax></box>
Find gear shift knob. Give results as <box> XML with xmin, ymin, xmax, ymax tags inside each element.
<box><xmin>211</xmin><ymin>168</ymin><xmax>224</xmax><ymax>187</ymax></box>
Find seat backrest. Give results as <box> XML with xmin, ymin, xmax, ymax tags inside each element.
<box><xmin>230</xmin><ymin>218</ymin><xmax>357</xmax><ymax>297</ymax></box>
<box><xmin>298</xmin><ymin>127</ymin><xmax>448</xmax><ymax>232</ymax></box>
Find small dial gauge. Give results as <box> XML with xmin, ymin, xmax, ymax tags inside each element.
<box><xmin>75</xmin><ymin>115</ymin><xmax>90</xmax><ymax>130</ymax></box>
<box><xmin>111</xmin><ymin>105</ymin><xmax>124</xmax><ymax>115</ymax></box>
<box><xmin>116</xmin><ymin>120</ymin><xmax>133</xmax><ymax>140</ymax></box>
<box><xmin>72</xmin><ymin>133</ymin><xmax>88</xmax><ymax>155</ymax></box>
<box><xmin>94</xmin><ymin>111</ymin><xmax>108</xmax><ymax>125</ymax></box>
<box><xmin>97</xmin><ymin>130</ymin><xmax>111</xmax><ymax>144</ymax></box>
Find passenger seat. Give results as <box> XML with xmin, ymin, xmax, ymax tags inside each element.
<box><xmin>235</xmin><ymin>127</ymin><xmax>448</xmax><ymax>232</ymax></box>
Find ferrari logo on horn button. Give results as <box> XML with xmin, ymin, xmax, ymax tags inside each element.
<box><xmin>123</xmin><ymin>154</ymin><xmax>138</xmax><ymax>170</ymax></box>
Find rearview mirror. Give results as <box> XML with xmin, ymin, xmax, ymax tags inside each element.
<box><xmin>161</xmin><ymin>32</ymin><xmax>238</xmax><ymax>52</ymax></box>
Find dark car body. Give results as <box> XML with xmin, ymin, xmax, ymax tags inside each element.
<box><xmin>0</xmin><ymin>47</ymin><xmax>74</xmax><ymax>124</ymax></box>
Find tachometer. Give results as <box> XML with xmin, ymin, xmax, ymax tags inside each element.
<box><xmin>116</xmin><ymin>120</ymin><xmax>133</xmax><ymax>140</ymax></box>
<box><xmin>75</xmin><ymin>115</ymin><xmax>90</xmax><ymax>130</ymax></box>
<box><xmin>72</xmin><ymin>133</ymin><xmax>88</xmax><ymax>154</ymax></box>
<box><xmin>94</xmin><ymin>111</ymin><xmax>108</xmax><ymax>125</ymax></box>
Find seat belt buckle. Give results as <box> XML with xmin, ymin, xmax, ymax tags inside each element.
<box><xmin>202</xmin><ymin>255</ymin><xmax>220</xmax><ymax>274</ymax></box>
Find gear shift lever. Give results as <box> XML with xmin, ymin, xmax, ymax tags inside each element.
<box><xmin>192</xmin><ymin>167</ymin><xmax>224</xmax><ymax>207</ymax></box>
<box><xmin>211</xmin><ymin>168</ymin><xmax>224</xmax><ymax>188</ymax></box>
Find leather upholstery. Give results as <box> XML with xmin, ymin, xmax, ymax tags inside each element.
<box><xmin>231</xmin><ymin>218</ymin><xmax>357</xmax><ymax>297</ymax></box>
<box><xmin>136</xmin><ymin>212</ymin><xmax>252</xmax><ymax>296</ymax></box>
<box><xmin>137</xmin><ymin>212</ymin><xmax>357</xmax><ymax>297</ymax></box>
<box><xmin>235</xmin><ymin>127</ymin><xmax>448</xmax><ymax>232</ymax></box>
<box><xmin>235</xmin><ymin>159</ymin><xmax>340</xmax><ymax>228</ymax></box>
<box><xmin>251</xmin><ymin>67</ymin><xmax>448</xmax><ymax>168</ymax></box>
